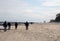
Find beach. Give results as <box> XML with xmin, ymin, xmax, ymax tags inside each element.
<box><xmin>0</xmin><ymin>23</ymin><xmax>60</xmax><ymax>41</ymax></box>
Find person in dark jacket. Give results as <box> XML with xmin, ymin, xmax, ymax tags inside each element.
<box><xmin>8</xmin><ymin>22</ymin><xmax>11</xmax><ymax>30</ymax></box>
<box><xmin>3</xmin><ymin>21</ymin><xmax>7</xmax><ymax>32</ymax></box>
<box><xmin>25</xmin><ymin>21</ymin><xmax>29</xmax><ymax>30</ymax></box>
<box><xmin>15</xmin><ymin>22</ymin><xmax>18</xmax><ymax>30</ymax></box>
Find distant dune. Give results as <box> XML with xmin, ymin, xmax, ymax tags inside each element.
<box><xmin>0</xmin><ymin>23</ymin><xmax>60</xmax><ymax>41</ymax></box>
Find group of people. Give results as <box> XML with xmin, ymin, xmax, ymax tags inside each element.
<box><xmin>3</xmin><ymin>21</ymin><xmax>29</xmax><ymax>32</ymax></box>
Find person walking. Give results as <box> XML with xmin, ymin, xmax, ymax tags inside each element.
<box><xmin>25</xmin><ymin>21</ymin><xmax>29</xmax><ymax>30</ymax></box>
<box><xmin>3</xmin><ymin>21</ymin><xmax>7</xmax><ymax>32</ymax></box>
<box><xmin>15</xmin><ymin>22</ymin><xmax>18</xmax><ymax>30</ymax></box>
<box><xmin>8</xmin><ymin>22</ymin><xmax>11</xmax><ymax>30</ymax></box>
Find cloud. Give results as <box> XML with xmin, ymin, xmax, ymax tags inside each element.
<box><xmin>41</xmin><ymin>0</ymin><xmax>60</xmax><ymax>6</ymax></box>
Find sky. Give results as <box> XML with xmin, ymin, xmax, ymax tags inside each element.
<box><xmin>0</xmin><ymin>0</ymin><xmax>60</xmax><ymax>22</ymax></box>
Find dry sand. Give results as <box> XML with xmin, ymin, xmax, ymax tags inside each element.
<box><xmin>0</xmin><ymin>23</ymin><xmax>60</xmax><ymax>41</ymax></box>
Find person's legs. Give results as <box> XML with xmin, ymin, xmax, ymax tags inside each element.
<box><xmin>15</xmin><ymin>26</ymin><xmax>17</xmax><ymax>30</ymax></box>
<box><xmin>8</xmin><ymin>26</ymin><xmax>10</xmax><ymax>30</ymax></box>
<box><xmin>4</xmin><ymin>27</ymin><xmax>7</xmax><ymax>32</ymax></box>
<box><xmin>26</xmin><ymin>26</ymin><xmax>28</xmax><ymax>30</ymax></box>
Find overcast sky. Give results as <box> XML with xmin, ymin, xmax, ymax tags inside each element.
<box><xmin>0</xmin><ymin>0</ymin><xmax>60</xmax><ymax>22</ymax></box>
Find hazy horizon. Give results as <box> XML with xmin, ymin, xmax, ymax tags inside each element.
<box><xmin>0</xmin><ymin>0</ymin><xmax>60</xmax><ymax>22</ymax></box>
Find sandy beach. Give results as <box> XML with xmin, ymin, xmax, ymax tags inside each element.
<box><xmin>0</xmin><ymin>23</ymin><xmax>60</xmax><ymax>41</ymax></box>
